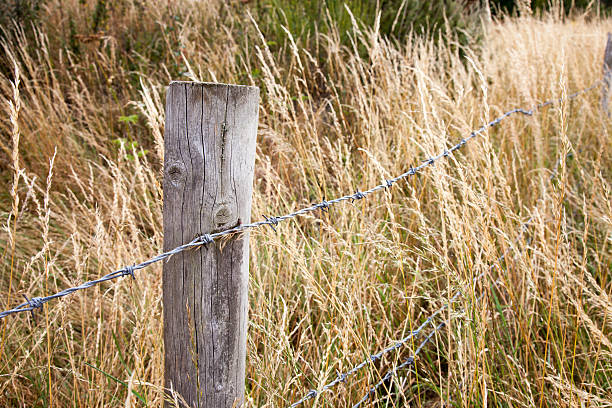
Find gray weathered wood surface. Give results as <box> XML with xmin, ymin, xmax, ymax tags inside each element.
<box><xmin>603</xmin><ymin>32</ymin><xmax>612</xmax><ymax>116</ymax></box>
<box><xmin>163</xmin><ymin>82</ymin><xmax>259</xmax><ymax>408</ymax></box>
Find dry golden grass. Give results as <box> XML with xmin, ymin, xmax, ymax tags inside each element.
<box><xmin>0</xmin><ymin>1</ymin><xmax>610</xmax><ymax>407</ymax></box>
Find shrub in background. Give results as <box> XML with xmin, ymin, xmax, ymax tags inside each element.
<box><xmin>251</xmin><ymin>0</ymin><xmax>481</xmax><ymax>49</ymax></box>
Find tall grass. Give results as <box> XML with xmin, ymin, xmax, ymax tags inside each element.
<box><xmin>0</xmin><ymin>1</ymin><xmax>610</xmax><ymax>407</ymax></box>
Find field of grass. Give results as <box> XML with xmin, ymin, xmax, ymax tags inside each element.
<box><xmin>0</xmin><ymin>1</ymin><xmax>610</xmax><ymax>407</ymax></box>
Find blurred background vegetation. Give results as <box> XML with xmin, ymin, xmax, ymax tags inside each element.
<box><xmin>2</xmin><ymin>0</ymin><xmax>611</xmax><ymax>56</ymax></box>
<box><xmin>0</xmin><ymin>0</ymin><xmax>609</xmax><ymax>163</ymax></box>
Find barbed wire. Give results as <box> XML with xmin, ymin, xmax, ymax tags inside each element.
<box><xmin>346</xmin><ymin>232</ymin><xmax>528</xmax><ymax>408</ymax></box>
<box><xmin>347</xmin><ymin>224</ymin><xmax>543</xmax><ymax>408</ymax></box>
<box><xmin>350</xmin><ymin>320</ymin><xmax>447</xmax><ymax>408</ymax></box>
<box><xmin>350</xmin><ymin>272</ymin><xmax>511</xmax><ymax>408</ymax></box>
<box><xmin>288</xmin><ymin>209</ymin><xmax>534</xmax><ymax>407</ymax></box>
<box><xmin>287</xmin><ymin>292</ymin><xmax>458</xmax><ymax>408</ymax></box>
<box><xmin>0</xmin><ymin>80</ymin><xmax>600</xmax><ymax>321</ymax></box>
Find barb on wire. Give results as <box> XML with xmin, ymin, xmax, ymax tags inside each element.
<box><xmin>0</xmin><ymin>80</ymin><xmax>599</xmax><ymax>321</ymax></box>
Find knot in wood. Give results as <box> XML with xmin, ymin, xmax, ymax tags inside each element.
<box><xmin>214</xmin><ymin>204</ymin><xmax>235</xmax><ymax>229</ymax></box>
<box><xmin>166</xmin><ymin>161</ymin><xmax>186</xmax><ymax>186</ymax></box>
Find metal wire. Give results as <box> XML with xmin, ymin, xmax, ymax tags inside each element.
<box><xmin>0</xmin><ymin>80</ymin><xmax>600</xmax><ymax>321</ymax></box>
<box><xmin>350</xmin><ymin>283</ymin><xmax>490</xmax><ymax>408</ymax></box>
<box><xmin>288</xmin><ymin>211</ymin><xmax>532</xmax><ymax>407</ymax></box>
<box><xmin>350</xmin><ymin>321</ymin><xmax>447</xmax><ymax>408</ymax></box>
<box><xmin>286</xmin><ymin>119</ymin><xmax>574</xmax><ymax>407</ymax></box>
<box><xmin>346</xmin><ymin>235</ymin><xmax>526</xmax><ymax>408</ymax></box>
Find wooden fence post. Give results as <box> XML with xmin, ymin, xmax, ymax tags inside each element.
<box><xmin>602</xmin><ymin>32</ymin><xmax>612</xmax><ymax>116</ymax></box>
<box><xmin>162</xmin><ymin>82</ymin><xmax>259</xmax><ymax>407</ymax></box>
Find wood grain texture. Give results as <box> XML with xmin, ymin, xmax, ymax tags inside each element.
<box><xmin>163</xmin><ymin>82</ymin><xmax>259</xmax><ymax>408</ymax></box>
<box><xmin>603</xmin><ymin>32</ymin><xmax>612</xmax><ymax>116</ymax></box>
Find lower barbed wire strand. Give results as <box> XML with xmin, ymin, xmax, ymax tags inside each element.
<box><xmin>351</xmin><ymin>288</ymin><xmax>491</xmax><ymax>408</ymax></box>
<box><xmin>348</xmin><ymin>231</ymin><xmax>536</xmax><ymax>408</ymax></box>
<box><xmin>286</xmin><ymin>215</ymin><xmax>527</xmax><ymax>408</ymax></box>
<box><xmin>0</xmin><ymin>81</ymin><xmax>598</xmax><ymax>321</ymax></box>
<box><xmin>350</xmin><ymin>321</ymin><xmax>446</xmax><ymax>408</ymax></box>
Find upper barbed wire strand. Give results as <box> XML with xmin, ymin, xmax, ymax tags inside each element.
<box><xmin>0</xmin><ymin>80</ymin><xmax>601</xmax><ymax>321</ymax></box>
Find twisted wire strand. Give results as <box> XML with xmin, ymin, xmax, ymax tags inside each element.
<box><xmin>346</xmin><ymin>235</ymin><xmax>525</xmax><ymax>408</ymax></box>
<box><xmin>347</xmin><ymin>225</ymin><xmax>537</xmax><ymax>408</ymax></box>
<box><xmin>350</xmin><ymin>280</ymin><xmax>495</xmax><ymax>408</ymax></box>
<box><xmin>0</xmin><ymin>81</ymin><xmax>599</xmax><ymax>321</ymax></box>
<box><xmin>350</xmin><ymin>321</ymin><xmax>447</xmax><ymax>408</ymax></box>
<box><xmin>288</xmin><ymin>212</ymin><xmax>531</xmax><ymax>407</ymax></box>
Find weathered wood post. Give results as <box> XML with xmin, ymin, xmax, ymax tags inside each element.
<box><xmin>602</xmin><ymin>32</ymin><xmax>612</xmax><ymax>116</ymax></box>
<box><xmin>163</xmin><ymin>82</ymin><xmax>259</xmax><ymax>407</ymax></box>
